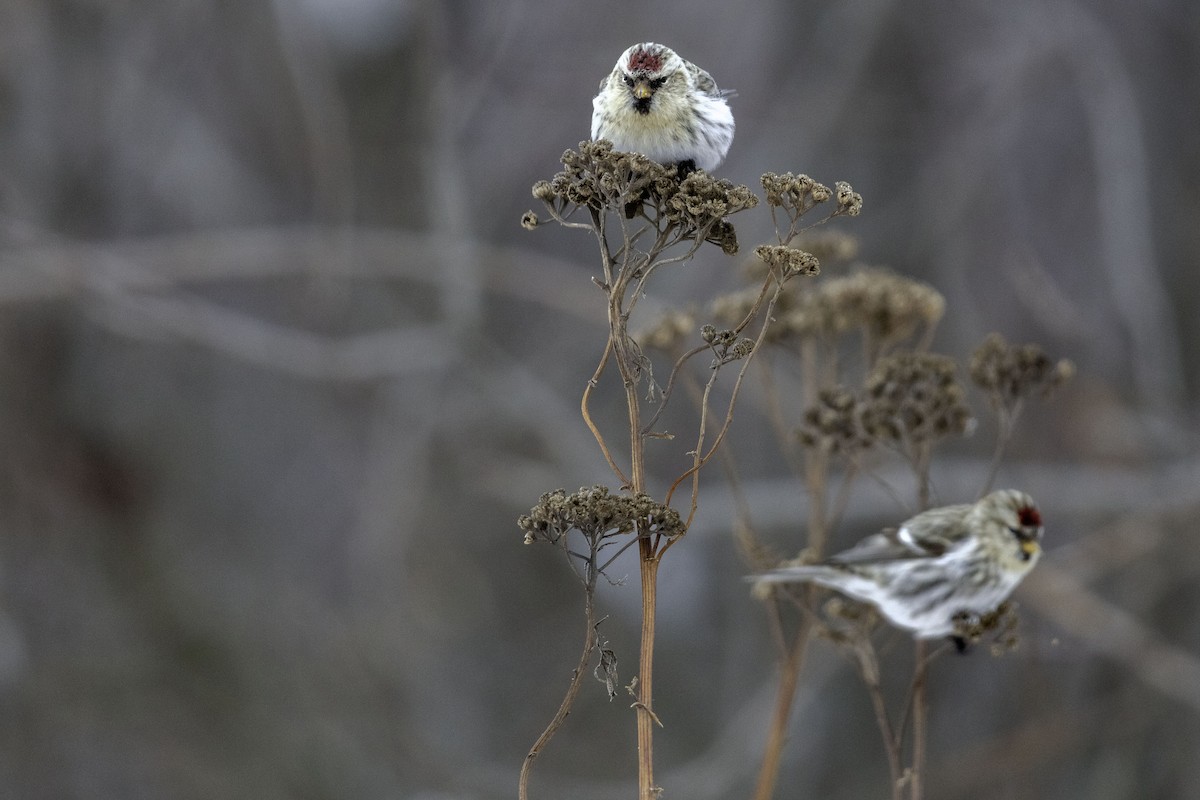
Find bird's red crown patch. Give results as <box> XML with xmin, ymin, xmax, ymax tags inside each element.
<box><xmin>627</xmin><ymin>49</ymin><xmax>663</xmax><ymax>74</ymax></box>
<box><xmin>1018</xmin><ymin>506</ymin><xmax>1042</xmax><ymax>528</ymax></box>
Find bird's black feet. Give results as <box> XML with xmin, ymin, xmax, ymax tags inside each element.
<box><xmin>951</xmin><ymin>635</ymin><xmax>971</xmax><ymax>654</ymax></box>
<box><xmin>675</xmin><ymin>159</ymin><xmax>697</xmax><ymax>179</ymax></box>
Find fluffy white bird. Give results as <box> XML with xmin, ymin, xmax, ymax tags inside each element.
<box><xmin>591</xmin><ymin>42</ymin><xmax>735</xmax><ymax>173</ymax></box>
<box><xmin>752</xmin><ymin>490</ymin><xmax>1044</xmax><ymax>640</ymax></box>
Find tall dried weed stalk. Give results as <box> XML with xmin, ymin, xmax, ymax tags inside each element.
<box><xmin>518</xmin><ymin>142</ymin><xmax>859</xmax><ymax>800</ymax></box>
<box><xmin>517</xmin><ymin>140</ymin><xmax>1069</xmax><ymax>800</ymax></box>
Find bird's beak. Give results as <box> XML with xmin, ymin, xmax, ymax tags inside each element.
<box><xmin>1020</xmin><ymin>539</ymin><xmax>1040</xmax><ymax>559</ymax></box>
<box><xmin>632</xmin><ymin>79</ymin><xmax>653</xmax><ymax>100</ymax></box>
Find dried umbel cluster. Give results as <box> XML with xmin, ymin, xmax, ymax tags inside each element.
<box><xmin>860</xmin><ymin>352</ymin><xmax>973</xmax><ymax>445</ymax></box>
<box><xmin>711</xmin><ymin>267</ymin><xmax>945</xmax><ymax>348</ymax></box>
<box><xmin>795</xmin><ymin>353</ymin><xmax>971</xmax><ymax>455</ymax></box>
<box><xmin>761</xmin><ymin>172</ymin><xmax>862</xmax><ymax>219</ymax></box>
<box><xmin>700</xmin><ymin>324</ymin><xmax>755</xmax><ymax>364</ymax></box>
<box><xmin>797</xmin><ymin>387</ymin><xmax>875</xmax><ymax>455</ymax></box>
<box><xmin>780</xmin><ymin>268</ymin><xmax>944</xmax><ymax>343</ymax></box>
<box><xmin>970</xmin><ymin>332</ymin><xmax>1075</xmax><ymax>406</ymax></box>
<box><xmin>668</xmin><ymin>172</ymin><xmax>757</xmax><ymax>254</ymax></box>
<box><xmin>518</xmin><ymin>485</ymin><xmax>685</xmax><ymax>547</ymax></box>
<box><xmin>528</xmin><ymin>140</ymin><xmax>757</xmax><ymax>253</ymax></box>
<box><xmin>532</xmin><ymin>141</ymin><xmax>673</xmax><ymax>210</ymax></box>
<box><xmin>754</xmin><ymin>244</ymin><xmax>821</xmax><ymax>277</ymax></box>
<box><xmin>951</xmin><ymin>602</ymin><xmax>1020</xmax><ymax>654</ymax></box>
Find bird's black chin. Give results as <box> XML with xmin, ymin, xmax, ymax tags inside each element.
<box><xmin>632</xmin><ymin>97</ymin><xmax>652</xmax><ymax>115</ymax></box>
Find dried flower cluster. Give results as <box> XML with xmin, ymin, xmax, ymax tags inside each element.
<box><xmin>795</xmin><ymin>351</ymin><xmax>971</xmax><ymax>455</ymax></box>
<box><xmin>528</xmin><ymin>141</ymin><xmax>756</xmax><ymax>253</ymax></box>
<box><xmin>700</xmin><ymin>324</ymin><xmax>755</xmax><ymax>364</ymax></box>
<box><xmin>667</xmin><ymin>172</ymin><xmax>758</xmax><ymax>254</ymax></box>
<box><xmin>970</xmin><ymin>333</ymin><xmax>1075</xmax><ymax>405</ymax></box>
<box><xmin>785</xmin><ymin>268</ymin><xmax>944</xmax><ymax>343</ymax></box>
<box><xmin>762</xmin><ymin>172</ymin><xmax>830</xmax><ymax>212</ymax></box>
<box><xmin>518</xmin><ymin>485</ymin><xmax>685</xmax><ymax>547</ymax></box>
<box><xmin>711</xmin><ymin>267</ymin><xmax>944</xmax><ymax>348</ymax></box>
<box><xmin>761</xmin><ymin>171</ymin><xmax>862</xmax><ymax>219</ymax></box>
<box><xmin>818</xmin><ymin>595</ymin><xmax>882</xmax><ymax>644</ymax></box>
<box><xmin>860</xmin><ymin>353</ymin><xmax>972</xmax><ymax>445</ymax></box>
<box><xmin>754</xmin><ymin>244</ymin><xmax>821</xmax><ymax>277</ymax></box>
<box><xmin>532</xmin><ymin>141</ymin><xmax>670</xmax><ymax>210</ymax></box>
<box><xmin>797</xmin><ymin>387</ymin><xmax>874</xmax><ymax>455</ymax></box>
<box><xmin>834</xmin><ymin>181</ymin><xmax>864</xmax><ymax>216</ymax></box>
<box><xmin>951</xmin><ymin>602</ymin><xmax>1020</xmax><ymax>654</ymax></box>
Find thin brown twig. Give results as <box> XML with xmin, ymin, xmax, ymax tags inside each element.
<box><xmin>751</xmin><ymin>614</ymin><xmax>816</xmax><ymax>800</ymax></box>
<box><xmin>909</xmin><ymin>639</ymin><xmax>929</xmax><ymax>800</ymax></box>
<box><xmin>581</xmin><ymin>338</ymin><xmax>630</xmax><ymax>488</ymax></box>
<box><xmin>981</xmin><ymin>400</ymin><xmax>1022</xmax><ymax>496</ymax></box>
<box><xmin>854</xmin><ymin>639</ymin><xmax>904</xmax><ymax>800</ymax></box>
<box><xmin>640</xmin><ymin>344</ymin><xmax>710</xmax><ymax>435</ymax></box>
<box><xmin>519</xmin><ymin>556</ymin><xmax>601</xmax><ymax>800</ymax></box>
<box><xmin>664</xmin><ymin>275</ymin><xmax>790</xmax><ymax>520</ymax></box>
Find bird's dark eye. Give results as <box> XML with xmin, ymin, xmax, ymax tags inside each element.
<box><xmin>649</xmin><ymin>77</ymin><xmax>665</xmax><ymax>89</ymax></box>
<box><xmin>1009</xmin><ymin>525</ymin><xmax>1036</xmax><ymax>541</ymax></box>
<box><xmin>623</xmin><ymin>76</ymin><xmax>635</xmax><ymax>87</ymax></box>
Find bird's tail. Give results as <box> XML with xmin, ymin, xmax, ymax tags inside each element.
<box><xmin>748</xmin><ymin>565</ymin><xmax>846</xmax><ymax>586</ymax></box>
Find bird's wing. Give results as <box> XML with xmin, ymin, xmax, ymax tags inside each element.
<box><xmin>687</xmin><ymin>63</ymin><xmax>728</xmax><ymax>99</ymax></box>
<box><xmin>826</xmin><ymin>504</ymin><xmax>973</xmax><ymax>565</ymax></box>
<box><xmin>825</xmin><ymin>529</ymin><xmax>925</xmax><ymax>565</ymax></box>
<box><xmin>897</xmin><ymin>504</ymin><xmax>973</xmax><ymax>553</ymax></box>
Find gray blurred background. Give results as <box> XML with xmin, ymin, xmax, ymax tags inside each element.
<box><xmin>1</xmin><ymin>1</ymin><xmax>1198</xmax><ymax>798</ymax></box>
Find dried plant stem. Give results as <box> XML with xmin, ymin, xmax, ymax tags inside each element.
<box><xmin>607</xmin><ymin>270</ymin><xmax>661</xmax><ymax>799</ymax></box>
<box><xmin>910</xmin><ymin>639</ymin><xmax>929</xmax><ymax>800</ymax></box>
<box><xmin>981</xmin><ymin>401</ymin><xmax>1021</xmax><ymax>496</ymax></box>
<box><xmin>752</xmin><ymin>615</ymin><xmax>815</xmax><ymax>800</ymax></box>
<box><xmin>518</xmin><ymin>582</ymin><xmax>600</xmax><ymax>800</ymax></box>
<box><xmin>635</xmin><ymin>549</ymin><xmax>661</xmax><ymax>800</ymax></box>
<box><xmin>752</xmin><ymin>318</ymin><xmax>832</xmax><ymax>800</ymax></box>
<box><xmin>581</xmin><ymin>338</ymin><xmax>631</xmax><ymax>488</ymax></box>
<box><xmin>858</xmin><ymin>648</ymin><xmax>904</xmax><ymax>800</ymax></box>
<box><xmin>664</xmin><ymin>278</ymin><xmax>788</xmax><ymax>524</ymax></box>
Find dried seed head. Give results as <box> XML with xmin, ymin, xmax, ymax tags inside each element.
<box><xmin>834</xmin><ymin>181</ymin><xmax>863</xmax><ymax>216</ymax></box>
<box><xmin>765</xmin><ymin>267</ymin><xmax>945</xmax><ymax>344</ymax></box>
<box><xmin>754</xmin><ymin>244</ymin><xmax>820</xmax><ymax>276</ymax></box>
<box><xmin>761</xmin><ymin>171</ymin><xmax>830</xmax><ymax>214</ymax></box>
<box><xmin>952</xmin><ymin>602</ymin><xmax>1020</xmax><ymax>654</ymax></box>
<box><xmin>518</xmin><ymin>486</ymin><xmax>685</xmax><ymax>546</ymax></box>
<box><xmin>662</xmin><ymin>172</ymin><xmax>758</xmax><ymax>247</ymax></box>
<box><xmin>797</xmin><ymin>387</ymin><xmax>875</xmax><ymax>454</ymax></box>
<box><xmin>969</xmin><ymin>333</ymin><xmax>1074</xmax><ymax>405</ymax></box>
<box><xmin>530</xmin><ymin>142</ymin><xmax>756</xmax><ymax>253</ymax></box>
<box><xmin>860</xmin><ymin>352</ymin><xmax>973</xmax><ymax>445</ymax></box>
